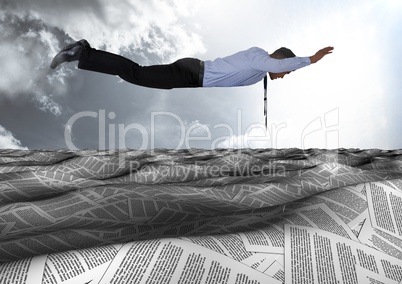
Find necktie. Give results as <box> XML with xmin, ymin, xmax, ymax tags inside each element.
<box><xmin>263</xmin><ymin>75</ymin><xmax>267</xmax><ymax>130</ymax></box>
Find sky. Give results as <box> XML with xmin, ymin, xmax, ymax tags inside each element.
<box><xmin>0</xmin><ymin>0</ymin><xmax>401</xmax><ymax>150</ymax></box>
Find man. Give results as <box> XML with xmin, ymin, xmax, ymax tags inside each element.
<box><xmin>50</xmin><ymin>39</ymin><xmax>333</xmax><ymax>89</ymax></box>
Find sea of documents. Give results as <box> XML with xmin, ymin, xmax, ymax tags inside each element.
<box><xmin>0</xmin><ymin>148</ymin><xmax>401</xmax><ymax>283</ymax></box>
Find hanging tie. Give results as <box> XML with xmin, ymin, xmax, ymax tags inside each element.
<box><xmin>263</xmin><ymin>75</ymin><xmax>267</xmax><ymax>130</ymax></box>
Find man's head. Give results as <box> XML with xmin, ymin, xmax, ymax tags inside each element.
<box><xmin>269</xmin><ymin>47</ymin><xmax>295</xmax><ymax>80</ymax></box>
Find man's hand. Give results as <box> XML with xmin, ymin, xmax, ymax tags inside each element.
<box><xmin>309</xmin><ymin>46</ymin><xmax>334</xmax><ymax>64</ymax></box>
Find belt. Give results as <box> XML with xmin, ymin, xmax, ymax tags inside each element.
<box><xmin>199</xmin><ymin>60</ymin><xmax>204</xmax><ymax>87</ymax></box>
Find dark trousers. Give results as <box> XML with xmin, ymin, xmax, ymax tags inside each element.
<box><xmin>78</xmin><ymin>48</ymin><xmax>203</xmax><ymax>89</ymax></box>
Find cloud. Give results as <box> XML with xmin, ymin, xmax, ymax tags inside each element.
<box><xmin>216</xmin><ymin>126</ymin><xmax>271</xmax><ymax>149</ymax></box>
<box><xmin>3</xmin><ymin>0</ymin><xmax>205</xmax><ymax>63</ymax></box>
<box><xmin>184</xmin><ymin>120</ymin><xmax>210</xmax><ymax>136</ymax></box>
<box><xmin>0</xmin><ymin>13</ymin><xmax>70</xmax><ymax>115</ymax></box>
<box><xmin>37</xmin><ymin>95</ymin><xmax>62</xmax><ymax>116</ymax></box>
<box><xmin>1</xmin><ymin>0</ymin><xmax>206</xmax><ymax>118</ymax></box>
<box><xmin>0</xmin><ymin>125</ymin><xmax>28</xmax><ymax>150</ymax></box>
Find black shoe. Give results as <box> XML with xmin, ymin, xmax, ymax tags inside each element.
<box><xmin>50</xmin><ymin>39</ymin><xmax>90</xmax><ymax>69</ymax></box>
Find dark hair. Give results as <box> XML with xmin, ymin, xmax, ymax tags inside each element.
<box><xmin>270</xmin><ymin>47</ymin><xmax>296</xmax><ymax>59</ymax></box>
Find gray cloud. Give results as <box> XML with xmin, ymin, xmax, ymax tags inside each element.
<box><xmin>0</xmin><ymin>125</ymin><xmax>28</xmax><ymax>149</ymax></box>
<box><xmin>0</xmin><ymin>0</ymin><xmax>209</xmax><ymax>150</ymax></box>
<box><xmin>2</xmin><ymin>0</ymin><xmax>105</xmax><ymax>18</ymax></box>
<box><xmin>0</xmin><ymin>13</ymin><xmax>72</xmax><ymax>115</ymax></box>
<box><xmin>0</xmin><ymin>0</ymin><xmax>206</xmax><ymax>108</ymax></box>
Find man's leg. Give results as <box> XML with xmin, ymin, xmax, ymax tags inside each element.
<box><xmin>78</xmin><ymin>48</ymin><xmax>202</xmax><ymax>89</ymax></box>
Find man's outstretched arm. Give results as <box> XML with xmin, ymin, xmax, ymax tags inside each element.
<box><xmin>309</xmin><ymin>46</ymin><xmax>334</xmax><ymax>64</ymax></box>
<box><xmin>252</xmin><ymin>46</ymin><xmax>334</xmax><ymax>73</ymax></box>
